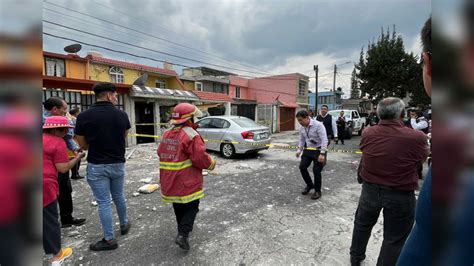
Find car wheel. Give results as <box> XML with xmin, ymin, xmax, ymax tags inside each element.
<box><xmin>358</xmin><ymin>125</ymin><xmax>364</xmax><ymax>136</ymax></box>
<box><xmin>220</xmin><ymin>143</ymin><xmax>236</xmax><ymax>159</ymax></box>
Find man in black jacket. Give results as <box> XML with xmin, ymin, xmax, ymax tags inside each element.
<box><xmin>335</xmin><ymin>110</ymin><xmax>346</xmax><ymax>145</ymax></box>
<box><xmin>316</xmin><ymin>105</ymin><xmax>337</xmax><ymax>145</ymax></box>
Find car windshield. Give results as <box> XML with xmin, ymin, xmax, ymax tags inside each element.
<box><xmin>231</xmin><ymin>117</ymin><xmax>262</xmax><ymax>128</ymax></box>
<box><xmin>328</xmin><ymin>111</ymin><xmax>350</xmax><ymax>119</ymax></box>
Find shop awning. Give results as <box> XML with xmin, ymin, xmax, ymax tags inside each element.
<box><xmin>131</xmin><ymin>85</ymin><xmax>198</xmax><ymax>100</ymax></box>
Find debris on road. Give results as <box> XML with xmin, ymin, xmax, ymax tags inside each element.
<box><xmin>138</xmin><ymin>184</ymin><xmax>160</xmax><ymax>194</ymax></box>
<box><xmin>126</xmin><ymin>148</ymin><xmax>137</xmax><ymax>160</ymax></box>
<box><xmin>238</xmin><ymin>163</ymin><xmax>250</xmax><ymax>169</ymax></box>
<box><xmin>91</xmin><ymin>201</ymin><xmax>97</xmax><ymax>206</ymax></box>
<box><xmin>139</xmin><ymin>177</ymin><xmax>154</xmax><ymax>183</ymax></box>
<box><xmin>132</xmin><ymin>192</ymin><xmax>140</xmax><ymax>197</ymax></box>
<box><xmin>67</xmin><ymin>230</ymin><xmax>80</xmax><ymax>237</ymax></box>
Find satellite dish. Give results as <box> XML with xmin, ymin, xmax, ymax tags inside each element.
<box><xmin>64</xmin><ymin>43</ymin><xmax>82</xmax><ymax>54</ymax></box>
<box><xmin>133</xmin><ymin>73</ymin><xmax>148</xmax><ymax>86</ymax></box>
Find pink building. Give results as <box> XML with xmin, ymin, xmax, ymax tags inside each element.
<box><xmin>229</xmin><ymin>73</ymin><xmax>309</xmax><ymax>132</ymax></box>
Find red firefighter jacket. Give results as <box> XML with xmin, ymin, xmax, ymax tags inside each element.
<box><xmin>157</xmin><ymin>125</ymin><xmax>215</xmax><ymax>204</ymax></box>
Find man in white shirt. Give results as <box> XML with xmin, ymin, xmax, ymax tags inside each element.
<box><xmin>408</xmin><ymin>109</ymin><xmax>429</xmax><ymax>134</ymax></box>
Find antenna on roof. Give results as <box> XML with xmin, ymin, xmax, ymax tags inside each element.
<box><xmin>133</xmin><ymin>73</ymin><xmax>148</xmax><ymax>86</ymax></box>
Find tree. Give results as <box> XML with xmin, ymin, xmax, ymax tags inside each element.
<box><xmin>350</xmin><ymin>67</ymin><xmax>360</xmax><ymax>99</ymax></box>
<box><xmin>356</xmin><ymin>26</ymin><xmax>426</xmax><ymax>106</ymax></box>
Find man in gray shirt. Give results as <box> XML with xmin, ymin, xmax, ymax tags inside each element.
<box><xmin>296</xmin><ymin>110</ymin><xmax>328</xmax><ymax>200</ymax></box>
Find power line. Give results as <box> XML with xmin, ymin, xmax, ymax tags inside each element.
<box><xmin>42</xmin><ymin>0</ymin><xmax>272</xmax><ymax>75</ymax></box>
<box><xmin>43</xmin><ymin>32</ymin><xmax>316</xmax><ymax>82</ymax></box>
<box><xmin>43</xmin><ymin>19</ymin><xmax>274</xmax><ymax>75</ymax></box>
<box><xmin>336</xmin><ymin>73</ymin><xmax>350</xmax><ymax>90</ymax></box>
<box><xmin>43</xmin><ymin>7</ymin><xmax>266</xmax><ymax>72</ymax></box>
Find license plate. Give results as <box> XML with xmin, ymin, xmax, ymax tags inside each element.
<box><xmin>259</xmin><ymin>133</ymin><xmax>268</xmax><ymax>140</ymax></box>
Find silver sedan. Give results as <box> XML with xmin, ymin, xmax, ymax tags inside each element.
<box><xmin>196</xmin><ymin>116</ymin><xmax>272</xmax><ymax>158</ymax></box>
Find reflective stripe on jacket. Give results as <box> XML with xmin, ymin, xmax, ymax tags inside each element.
<box><xmin>157</xmin><ymin>125</ymin><xmax>214</xmax><ymax>204</ymax></box>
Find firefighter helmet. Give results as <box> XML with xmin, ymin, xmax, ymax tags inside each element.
<box><xmin>170</xmin><ymin>103</ymin><xmax>203</xmax><ymax>125</ymax></box>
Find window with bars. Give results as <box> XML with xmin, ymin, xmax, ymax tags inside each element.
<box><xmin>42</xmin><ymin>89</ymin><xmax>81</xmax><ymax>111</ymax></box>
<box><xmin>43</xmin><ymin>89</ymin><xmax>125</xmax><ymax>112</ymax></box>
<box><xmin>235</xmin><ymin>86</ymin><xmax>241</xmax><ymax>98</ymax></box>
<box><xmin>109</xmin><ymin>66</ymin><xmax>124</xmax><ymax>83</ymax></box>
<box><xmin>81</xmin><ymin>93</ymin><xmax>125</xmax><ymax>111</ymax></box>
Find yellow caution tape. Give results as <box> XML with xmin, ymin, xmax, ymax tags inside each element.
<box><xmin>127</xmin><ymin>133</ymin><xmax>363</xmax><ymax>154</ymax></box>
<box><xmin>129</xmin><ymin>133</ymin><xmax>161</xmax><ymax>139</ymax></box>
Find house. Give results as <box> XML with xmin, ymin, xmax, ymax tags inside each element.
<box><xmin>180</xmin><ymin>67</ymin><xmax>309</xmax><ymax>132</ymax></box>
<box><xmin>229</xmin><ymin>76</ymin><xmax>257</xmax><ymax>120</ymax></box>
<box><xmin>180</xmin><ymin>66</ymin><xmax>239</xmax><ymax>116</ymax></box>
<box><xmin>42</xmin><ymin>51</ymin><xmax>130</xmax><ymax>112</ymax></box>
<box><xmin>42</xmin><ymin>51</ymin><xmax>198</xmax><ymax>146</ymax></box>
<box><xmin>340</xmin><ymin>97</ymin><xmax>374</xmax><ymax>116</ymax></box>
<box><xmin>84</xmin><ymin>51</ymin><xmax>200</xmax><ymax>145</ymax></box>
<box><xmin>247</xmin><ymin>73</ymin><xmax>309</xmax><ymax>132</ymax></box>
<box><xmin>308</xmin><ymin>89</ymin><xmax>344</xmax><ymax>112</ymax></box>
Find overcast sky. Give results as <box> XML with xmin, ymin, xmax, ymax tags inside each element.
<box><xmin>43</xmin><ymin>0</ymin><xmax>431</xmax><ymax>97</ymax></box>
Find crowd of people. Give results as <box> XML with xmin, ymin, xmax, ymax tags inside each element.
<box><xmin>295</xmin><ymin>17</ymin><xmax>432</xmax><ymax>265</ymax></box>
<box><xmin>40</xmin><ymin>16</ymin><xmax>432</xmax><ymax>266</ymax></box>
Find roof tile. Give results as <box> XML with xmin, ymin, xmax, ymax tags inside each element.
<box><xmin>193</xmin><ymin>90</ymin><xmax>234</xmax><ymax>103</ymax></box>
<box><xmin>87</xmin><ymin>55</ymin><xmax>178</xmax><ymax>76</ymax></box>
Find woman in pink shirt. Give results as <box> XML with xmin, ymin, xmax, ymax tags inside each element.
<box><xmin>43</xmin><ymin>116</ymin><xmax>84</xmax><ymax>266</ymax></box>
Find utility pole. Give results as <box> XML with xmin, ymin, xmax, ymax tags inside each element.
<box><xmin>314</xmin><ymin>65</ymin><xmax>318</xmax><ymax>114</ymax></box>
<box><xmin>333</xmin><ymin>64</ymin><xmax>337</xmax><ymax>92</ymax></box>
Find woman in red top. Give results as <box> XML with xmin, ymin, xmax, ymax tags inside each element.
<box><xmin>43</xmin><ymin>116</ymin><xmax>84</xmax><ymax>266</ymax></box>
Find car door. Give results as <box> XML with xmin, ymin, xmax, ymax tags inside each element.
<box><xmin>352</xmin><ymin>111</ymin><xmax>361</xmax><ymax>130</ymax></box>
<box><xmin>206</xmin><ymin>118</ymin><xmax>230</xmax><ymax>150</ymax></box>
<box><xmin>196</xmin><ymin>118</ymin><xmax>212</xmax><ymax>149</ymax></box>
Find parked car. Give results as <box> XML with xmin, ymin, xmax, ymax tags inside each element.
<box><xmin>196</xmin><ymin>116</ymin><xmax>271</xmax><ymax>159</ymax></box>
<box><xmin>328</xmin><ymin>109</ymin><xmax>366</xmax><ymax>139</ymax></box>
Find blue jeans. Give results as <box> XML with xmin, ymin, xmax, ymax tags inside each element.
<box><xmin>87</xmin><ymin>163</ymin><xmax>128</xmax><ymax>241</ymax></box>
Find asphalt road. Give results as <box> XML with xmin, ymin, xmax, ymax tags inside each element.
<box><xmin>46</xmin><ymin>132</ymin><xmax>390</xmax><ymax>265</ymax></box>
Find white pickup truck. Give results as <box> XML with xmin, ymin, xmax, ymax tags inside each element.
<box><xmin>328</xmin><ymin>110</ymin><xmax>366</xmax><ymax>139</ymax></box>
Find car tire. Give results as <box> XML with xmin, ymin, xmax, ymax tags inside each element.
<box><xmin>358</xmin><ymin>125</ymin><xmax>364</xmax><ymax>136</ymax></box>
<box><xmin>220</xmin><ymin>143</ymin><xmax>236</xmax><ymax>159</ymax></box>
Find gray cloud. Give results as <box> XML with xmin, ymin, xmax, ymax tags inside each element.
<box><xmin>43</xmin><ymin>0</ymin><xmax>431</xmax><ymax>84</ymax></box>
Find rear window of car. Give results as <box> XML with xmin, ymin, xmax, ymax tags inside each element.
<box><xmin>231</xmin><ymin>117</ymin><xmax>262</xmax><ymax>128</ymax></box>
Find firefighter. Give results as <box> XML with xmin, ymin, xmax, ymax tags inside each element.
<box><xmin>157</xmin><ymin>103</ymin><xmax>216</xmax><ymax>251</ymax></box>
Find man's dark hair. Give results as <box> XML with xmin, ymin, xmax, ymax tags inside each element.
<box><xmin>421</xmin><ymin>16</ymin><xmax>431</xmax><ymax>53</ymax></box>
<box><xmin>321</xmin><ymin>105</ymin><xmax>329</xmax><ymax>109</ymax></box>
<box><xmin>69</xmin><ymin>107</ymin><xmax>80</xmax><ymax>116</ymax></box>
<box><xmin>296</xmin><ymin>110</ymin><xmax>309</xmax><ymax>118</ymax></box>
<box><xmin>43</xmin><ymin>96</ymin><xmax>65</xmax><ymax>111</ymax></box>
<box><xmin>93</xmin><ymin>82</ymin><xmax>116</xmax><ymax>99</ymax></box>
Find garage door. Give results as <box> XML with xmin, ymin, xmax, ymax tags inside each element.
<box><xmin>279</xmin><ymin>107</ymin><xmax>295</xmax><ymax>131</ymax></box>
